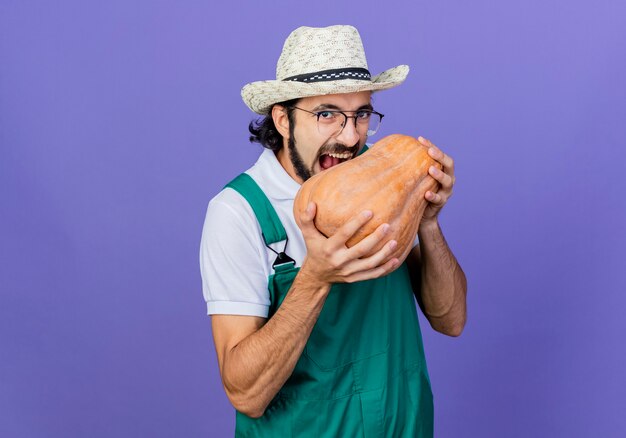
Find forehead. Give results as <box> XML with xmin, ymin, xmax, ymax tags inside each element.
<box><xmin>298</xmin><ymin>91</ymin><xmax>372</xmax><ymax>109</ymax></box>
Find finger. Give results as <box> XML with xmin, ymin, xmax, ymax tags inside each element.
<box><xmin>428</xmin><ymin>165</ymin><xmax>454</xmax><ymax>189</ymax></box>
<box><xmin>345</xmin><ymin>257</ymin><xmax>400</xmax><ymax>283</ymax></box>
<box><xmin>329</xmin><ymin>209</ymin><xmax>374</xmax><ymax>246</ymax></box>
<box><xmin>429</xmin><ymin>148</ymin><xmax>455</xmax><ymax>173</ymax></box>
<box><xmin>298</xmin><ymin>202</ymin><xmax>322</xmax><ymax>238</ymax></box>
<box><xmin>331</xmin><ymin>222</ymin><xmax>392</xmax><ymax>269</ymax></box>
<box><xmin>419</xmin><ymin>136</ymin><xmax>455</xmax><ymax>172</ymax></box>
<box><xmin>425</xmin><ymin>190</ymin><xmax>447</xmax><ymax>204</ymax></box>
<box><xmin>345</xmin><ymin>238</ymin><xmax>398</xmax><ymax>274</ymax></box>
<box><xmin>343</xmin><ymin>222</ymin><xmax>394</xmax><ymax>258</ymax></box>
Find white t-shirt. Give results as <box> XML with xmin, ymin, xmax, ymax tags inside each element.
<box><xmin>199</xmin><ymin>147</ymin><xmax>419</xmax><ymax>318</ymax></box>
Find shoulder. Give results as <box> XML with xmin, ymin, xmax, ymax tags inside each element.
<box><xmin>201</xmin><ymin>181</ymin><xmax>262</xmax><ymax>246</ymax></box>
<box><xmin>199</xmin><ymin>182</ymin><xmax>272</xmax><ymax>318</ymax></box>
<box><xmin>207</xmin><ymin>184</ymin><xmax>254</xmax><ymax>217</ymax></box>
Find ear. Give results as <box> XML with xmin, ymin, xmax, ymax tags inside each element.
<box><xmin>271</xmin><ymin>105</ymin><xmax>291</xmax><ymax>140</ymax></box>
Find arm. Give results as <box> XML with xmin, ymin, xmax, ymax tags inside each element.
<box><xmin>407</xmin><ymin>223</ymin><xmax>467</xmax><ymax>336</ymax></box>
<box><xmin>212</xmin><ymin>204</ymin><xmax>398</xmax><ymax>418</ymax></box>
<box><xmin>407</xmin><ymin>136</ymin><xmax>467</xmax><ymax>337</ymax></box>
<box><xmin>212</xmin><ymin>274</ymin><xmax>329</xmax><ymax>419</ymax></box>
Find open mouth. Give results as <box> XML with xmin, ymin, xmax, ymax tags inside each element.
<box><xmin>319</xmin><ymin>151</ymin><xmax>353</xmax><ymax>170</ymax></box>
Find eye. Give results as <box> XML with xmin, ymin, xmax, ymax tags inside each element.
<box><xmin>317</xmin><ymin>111</ymin><xmax>336</xmax><ymax>120</ymax></box>
<box><xmin>356</xmin><ymin>110</ymin><xmax>372</xmax><ymax>120</ymax></box>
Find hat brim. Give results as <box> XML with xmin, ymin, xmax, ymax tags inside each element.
<box><xmin>241</xmin><ymin>65</ymin><xmax>409</xmax><ymax>115</ymax></box>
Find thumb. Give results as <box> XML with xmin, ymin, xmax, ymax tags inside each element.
<box><xmin>297</xmin><ymin>202</ymin><xmax>317</xmax><ymax>234</ymax></box>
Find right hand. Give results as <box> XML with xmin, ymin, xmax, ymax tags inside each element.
<box><xmin>297</xmin><ymin>202</ymin><xmax>400</xmax><ymax>286</ymax></box>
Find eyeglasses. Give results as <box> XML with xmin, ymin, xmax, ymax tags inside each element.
<box><xmin>292</xmin><ymin>106</ymin><xmax>384</xmax><ymax>137</ymax></box>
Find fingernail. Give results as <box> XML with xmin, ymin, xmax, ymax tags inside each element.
<box><xmin>362</xmin><ymin>210</ymin><xmax>373</xmax><ymax>219</ymax></box>
<box><xmin>429</xmin><ymin>166</ymin><xmax>437</xmax><ymax>174</ymax></box>
<box><xmin>418</xmin><ymin>136</ymin><xmax>426</xmax><ymax>144</ymax></box>
<box><xmin>389</xmin><ymin>240</ymin><xmax>397</xmax><ymax>249</ymax></box>
<box><xmin>382</xmin><ymin>224</ymin><xmax>390</xmax><ymax>233</ymax></box>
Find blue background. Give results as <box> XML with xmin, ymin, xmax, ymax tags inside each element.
<box><xmin>1</xmin><ymin>1</ymin><xmax>625</xmax><ymax>436</ymax></box>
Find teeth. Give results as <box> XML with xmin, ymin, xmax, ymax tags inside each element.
<box><xmin>327</xmin><ymin>152</ymin><xmax>352</xmax><ymax>159</ymax></box>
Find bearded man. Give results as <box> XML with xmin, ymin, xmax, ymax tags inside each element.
<box><xmin>200</xmin><ymin>25</ymin><xmax>467</xmax><ymax>437</ymax></box>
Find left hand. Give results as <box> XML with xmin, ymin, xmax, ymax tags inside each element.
<box><xmin>418</xmin><ymin>136</ymin><xmax>456</xmax><ymax>224</ymax></box>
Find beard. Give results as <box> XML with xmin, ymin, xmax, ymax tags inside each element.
<box><xmin>287</xmin><ymin>135</ymin><xmax>312</xmax><ymax>182</ymax></box>
<box><xmin>287</xmin><ymin>134</ymin><xmax>361</xmax><ymax>183</ymax></box>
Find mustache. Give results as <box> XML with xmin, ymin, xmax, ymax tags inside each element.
<box><xmin>316</xmin><ymin>141</ymin><xmax>359</xmax><ymax>159</ymax></box>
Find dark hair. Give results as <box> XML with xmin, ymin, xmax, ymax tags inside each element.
<box><xmin>248</xmin><ymin>98</ymin><xmax>299</xmax><ymax>151</ymax></box>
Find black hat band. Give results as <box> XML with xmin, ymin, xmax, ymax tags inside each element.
<box><xmin>283</xmin><ymin>67</ymin><xmax>371</xmax><ymax>83</ymax></box>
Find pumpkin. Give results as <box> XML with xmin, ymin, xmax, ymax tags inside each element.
<box><xmin>293</xmin><ymin>134</ymin><xmax>442</xmax><ymax>263</ymax></box>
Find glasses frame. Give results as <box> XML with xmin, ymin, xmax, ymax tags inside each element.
<box><xmin>292</xmin><ymin>106</ymin><xmax>385</xmax><ymax>137</ymax></box>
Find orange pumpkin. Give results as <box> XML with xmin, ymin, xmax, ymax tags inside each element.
<box><xmin>293</xmin><ymin>134</ymin><xmax>442</xmax><ymax>263</ymax></box>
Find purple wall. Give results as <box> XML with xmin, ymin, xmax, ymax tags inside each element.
<box><xmin>1</xmin><ymin>1</ymin><xmax>625</xmax><ymax>436</ymax></box>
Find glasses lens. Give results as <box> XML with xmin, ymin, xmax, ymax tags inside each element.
<box><xmin>364</xmin><ymin>112</ymin><xmax>382</xmax><ymax>137</ymax></box>
<box><xmin>316</xmin><ymin>111</ymin><xmax>345</xmax><ymax>137</ymax></box>
<box><xmin>315</xmin><ymin>111</ymin><xmax>383</xmax><ymax>137</ymax></box>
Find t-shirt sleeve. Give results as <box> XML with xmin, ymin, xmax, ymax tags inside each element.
<box><xmin>199</xmin><ymin>192</ymin><xmax>271</xmax><ymax>318</ymax></box>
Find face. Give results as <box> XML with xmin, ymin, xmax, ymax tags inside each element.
<box><xmin>279</xmin><ymin>91</ymin><xmax>373</xmax><ymax>183</ymax></box>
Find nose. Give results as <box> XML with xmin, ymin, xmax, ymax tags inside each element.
<box><xmin>335</xmin><ymin>116</ymin><xmax>361</xmax><ymax>145</ymax></box>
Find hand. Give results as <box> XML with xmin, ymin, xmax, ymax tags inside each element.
<box><xmin>418</xmin><ymin>136</ymin><xmax>456</xmax><ymax>224</ymax></box>
<box><xmin>296</xmin><ymin>202</ymin><xmax>400</xmax><ymax>287</ymax></box>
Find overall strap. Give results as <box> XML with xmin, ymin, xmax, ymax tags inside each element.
<box><xmin>224</xmin><ymin>173</ymin><xmax>295</xmax><ymax>269</ymax></box>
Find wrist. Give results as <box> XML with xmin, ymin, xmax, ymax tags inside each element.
<box><xmin>298</xmin><ymin>260</ymin><xmax>332</xmax><ymax>294</ymax></box>
<box><xmin>418</xmin><ymin>218</ymin><xmax>440</xmax><ymax>235</ymax></box>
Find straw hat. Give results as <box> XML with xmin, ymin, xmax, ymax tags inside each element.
<box><xmin>241</xmin><ymin>25</ymin><xmax>409</xmax><ymax>115</ymax></box>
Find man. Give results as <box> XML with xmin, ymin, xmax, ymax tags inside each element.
<box><xmin>200</xmin><ymin>25</ymin><xmax>467</xmax><ymax>437</ymax></box>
